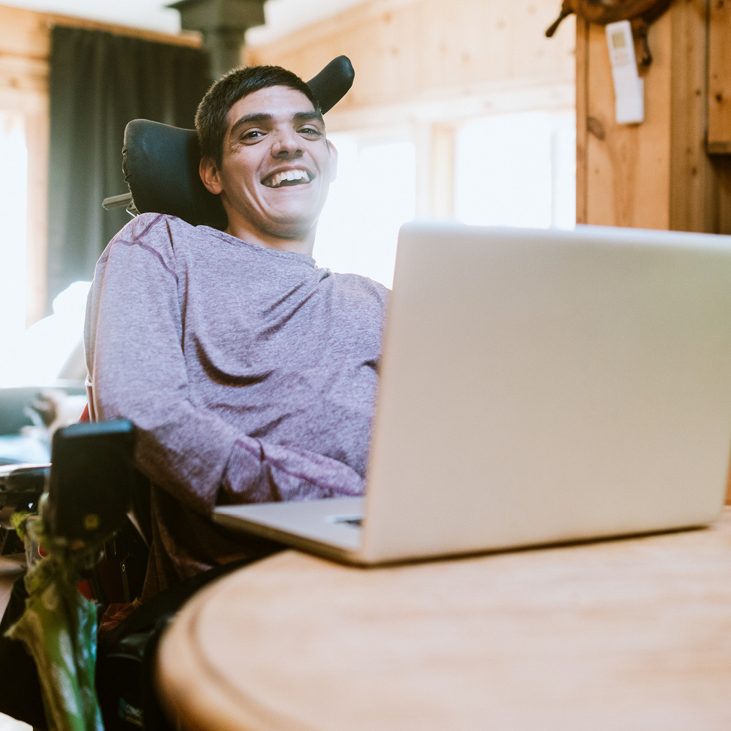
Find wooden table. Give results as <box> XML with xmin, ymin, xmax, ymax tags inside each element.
<box><xmin>156</xmin><ymin>508</ymin><xmax>731</xmax><ymax>731</ymax></box>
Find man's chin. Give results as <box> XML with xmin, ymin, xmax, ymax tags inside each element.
<box><xmin>268</xmin><ymin>220</ymin><xmax>317</xmax><ymax>242</ymax></box>
<box><xmin>266</xmin><ymin>205</ymin><xmax>324</xmax><ymax>236</ymax></box>
<box><xmin>222</xmin><ymin>198</ymin><xmax>323</xmax><ymax>247</ymax></box>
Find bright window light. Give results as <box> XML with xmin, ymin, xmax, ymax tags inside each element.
<box><xmin>455</xmin><ymin>110</ymin><xmax>575</xmax><ymax>229</ymax></box>
<box><xmin>314</xmin><ymin>132</ymin><xmax>416</xmax><ymax>287</ymax></box>
<box><xmin>0</xmin><ymin>281</ymin><xmax>90</xmax><ymax>387</ymax></box>
<box><xmin>0</xmin><ymin>112</ymin><xmax>29</xmax><ymax>344</ymax></box>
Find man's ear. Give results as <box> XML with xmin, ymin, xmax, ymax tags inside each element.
<box><xmin>199</xmin><ymin>157</ymin><xmax>223</xmax><ymax>195</ymax></box>
<box><xmin>327</xmin><ymin>140</ymin><xmax>338</xmax><ymax>183</ymax></box>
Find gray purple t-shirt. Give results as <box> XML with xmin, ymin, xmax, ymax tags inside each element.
<box><xmin>84</xmin><ymin>213</ymin><xmax>388</xmax><ymax>594</ymax></box>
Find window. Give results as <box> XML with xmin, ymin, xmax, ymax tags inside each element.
<box><xmin>314</xmin><ymin>107</ymin><xmax>576</xmax><ymax>287</ymax></box>
<box><xmin>455</xmin><ymin>110</ymin><xmax>575</xmax><ymax>229</ymax></box>
<box><xmin>0</xmin><ymin>108</ymin><xmax>86</xmax><ymax>387</ymax></box>
<box><xmin>0</xmin><ymin>111</ymin><xmax>29</xmax><ymax>345</ymax></box>
<box><xmin>315</xmin><ymin>132</ymin><xmax>416</xmax><ymax>287</ymax></box>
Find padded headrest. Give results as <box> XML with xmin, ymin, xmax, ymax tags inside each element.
<box><xmin>121</xmin><ymin>56</ymin><xmax>355</xmax><ymax>229</ymax></box>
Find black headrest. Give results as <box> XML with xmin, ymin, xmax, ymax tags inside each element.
<box><xmin>121</xmin><ymin>56</ymin><xmax>354</xmax><ymax>229</ymax></box>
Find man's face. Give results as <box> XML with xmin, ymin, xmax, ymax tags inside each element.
<box><xmin>200</xmin><ymin>85</ymin><xmax>337</xmax><ymax>250</ymax></box>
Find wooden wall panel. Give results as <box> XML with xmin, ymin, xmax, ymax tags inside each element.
<box><xmin>577</xmin><ymin>14</ymin><xmax>672</xmax><ymax>228</ymax></box>
<box><xmin>0</xmin><ymin>6</ymin><xmax>48</xmax><ymax>108</ymax></box>
<box><xmin>246</xmin><ymin>0</ymin><xmax>575</xmax><ymax>120</ymax></box>
<box><xmin>0</xmin><ymin>5</ymin><xmax>48</xmax><ymax>58</ymax></box>
<box><xmin>708</xmin><ymin>0</ymin><xmax>731</xmax><ymax>153</ymax></box>
<box><xmin>715</xmin><ymin>159</ymin><xmax>731</xmax><ymax>232</ymax></box>
<box><xmin>668</xmin><ymin>0</ymin><xmax>716</xmax><ymax>232</ymax></box>
<box><xmin>577</xmin><ymin>0</ymin><xmax>719</xmax><ymax>234</ymax></box>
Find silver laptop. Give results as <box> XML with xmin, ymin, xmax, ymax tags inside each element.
<box><xmin>214</xmin><ymin>222</ymin><xmax>731</xmax><ymax>564</ymax></box>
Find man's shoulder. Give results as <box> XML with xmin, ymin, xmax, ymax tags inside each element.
<box><xmin>99</xmin><ymin>214</ymin><xmax>214</xmax><ymax>276</ymax></box>
<box><xmin>330</xmin><ymin>270</ymin><xmax>390</xmax><ymax>299</ymax></box>
<box><xmin>114</xmin><ymin>212</ymin><xmax>200</xmax><ymax>243</ymax></box>
<box><xmin>107</xmin><ymin>213</ymin><xmax>222</xmax><ymax>256</ymax></box>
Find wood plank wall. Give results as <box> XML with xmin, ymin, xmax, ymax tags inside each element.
<box><xmin>245</xmin><ymin>0</ymin><xmax>576</xmax><ymax>130</ymax></box>
<box><xmin>576</xmin><ymin>0</ymin><xmax>731</xmax><ymax>234</ymax></box>
<box><xmin>577</xmin><ymin>3</ymin><xmax>707</xmax><ymax>231</ymax></box>
<box><xmin>708</xmin><ymin>0</ymin><xmax>731</xmax><ymax>153</ymax></box>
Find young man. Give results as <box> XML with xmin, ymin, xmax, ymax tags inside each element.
<box><xmin>84</xmin><ymin>65</ymin><xmax>389</xmax><ymax>597</ymax></box>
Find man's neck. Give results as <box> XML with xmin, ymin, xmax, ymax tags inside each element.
<box><xmin>224</xmin><ymin>220</ymin><xmax>315</xmax><ymax>256</ymax></box>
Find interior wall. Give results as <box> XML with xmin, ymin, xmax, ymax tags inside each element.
<box><xmin>576</xmin><ymin>0</ymin><xmax>731</xmax><ymax>235</ymax></box>
<box><xmin>245</xmin><ymin>0</ymin><xmax>576</xmax><ymax>130</ymax></box>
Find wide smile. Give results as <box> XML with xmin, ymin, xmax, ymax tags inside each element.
<box><xmin>262</xmin><ymin>168</ymin><xmax>313</xmax><ymax>188</ymax></box>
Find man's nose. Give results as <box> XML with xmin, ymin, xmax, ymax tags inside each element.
<box><xmin>271</xmin><ymin>128</ymin><xmax>303</xmax><ymax>158</ymax></box>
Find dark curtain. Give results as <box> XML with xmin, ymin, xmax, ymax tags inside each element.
<box><xmin>46</xmin><ymin>26</ymin><xmax>210</xmax><ymax>309</ymax></box>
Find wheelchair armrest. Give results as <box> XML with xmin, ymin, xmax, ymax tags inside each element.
<box><xmin>1</xmin><ymin>421</ymin><xmax>140</xmax><ymax>552</ymax></box>
<box><xmin>45</xmin><ymin>420</ymin><xmax>136</xmax><ymax>545</ymax></box>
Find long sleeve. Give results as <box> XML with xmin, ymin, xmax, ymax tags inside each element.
<box><xmin>85</xmin><ymin>214</ymin><xmax>381</xmax><ymax>516</ymax></box>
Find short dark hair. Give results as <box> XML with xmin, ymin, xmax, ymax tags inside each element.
<box><xmin>195</xmin><ymin>65</ymin><xmax>320</xmax><ymax>166</ymax></box>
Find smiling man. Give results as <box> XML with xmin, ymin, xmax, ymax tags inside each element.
<box><xmin>198</xmin><ymin>82</ymin><xmax>336</xmax><ymax>251</ymax></box>
<box><xmin>83</xmin><ymin>65</ymin><xmax>389</xmax><ymax>597</ymax></box>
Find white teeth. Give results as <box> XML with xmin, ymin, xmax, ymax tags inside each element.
<box><xmin>266</xmin><ymin>169</ymin><xmax>311</xmax><ymax>187</ymax></box>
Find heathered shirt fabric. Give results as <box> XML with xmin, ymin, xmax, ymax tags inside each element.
<box><xmin>84</xmin><ymin>212</ymin><xmax>388</xmax><ymax>595</ymax></box>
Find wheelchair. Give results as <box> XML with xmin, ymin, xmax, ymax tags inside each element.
<box><xmin>0</xmin><ymin>55</ymin><xmax>354</xmax><ymax>731</ymax></box>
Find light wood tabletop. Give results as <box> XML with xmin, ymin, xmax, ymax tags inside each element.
<box><xmin>156</xmin><ymin>508</ymin><xmax>731</xmax><ymax>731</ymax></box>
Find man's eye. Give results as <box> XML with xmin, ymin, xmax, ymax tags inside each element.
<box><xmin>299</xmin><ymin>126</ymin><xmax>322</xmax><ymax>138</ymax></box>
<box><xmin>241</xmin><ymin>129</ymin><xmax>265</xmax><ymax>142</ymax></box>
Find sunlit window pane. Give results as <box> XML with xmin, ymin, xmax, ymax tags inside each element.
<box><xmin>0</xmin><ymin>112</ymin><xmax>29</xmax><ymax>342</ymax></box>
<box><xmin>454</xmin><ymin>111</ymin><xmax>575</xmax><ymax>229</ymax></box>
<box><xmin>315</xmin><ymin>133</ymin><xmax>415</xmax><ymax>287</ymax></box>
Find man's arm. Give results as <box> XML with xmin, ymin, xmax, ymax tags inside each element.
<box><xmin>85</xmin><ymin>215</ymin><xmax>363</xmax><ymax>516</ymax></box>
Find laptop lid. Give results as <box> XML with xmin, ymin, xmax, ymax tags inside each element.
<box><xmin>215</xmin><ymin>222</ymin><xmax>731</xmax><ymax>564</ymax></box>
<box><xmin>355</xmin><ymin>222</ymin><xmax>731</xmax><ymax>562</ymax></box>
